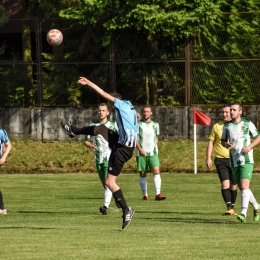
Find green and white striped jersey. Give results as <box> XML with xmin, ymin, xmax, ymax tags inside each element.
<box><xmin>137</xmin><ymin>120</ymin><xmax>159</xmax><ymax>156</ymax></box>
<box><xmin>221</xmin><ymin>118</ymin><xmax>260</xmax><ymax>167</ymax></box>
<box><xmin>85</xmin><ymin>120</ymin><xmax>118</xmax><ymax>164</ymax></box>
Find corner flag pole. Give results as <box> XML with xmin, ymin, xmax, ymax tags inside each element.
<box><xmin>193</xmin><ymin>108</ymin><xmax>211</xmax><ymax>175</ymax></box>
<box><xmin>194</xmin><ymin>123</ymin><xmax>197</xmax><ymax>174</ymax></box>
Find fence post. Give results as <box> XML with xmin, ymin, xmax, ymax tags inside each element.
<box><xmin>110</xmin><ymin>34</ymin><xmax>116</xmax><ymax>93</ymax></box>
<box><xmin>185</xmin><ymin>37</ymin><xmax>191</xmax><ymax>106</ymax></box>
<box><xmin>35</xmin><ymin>17</ymin><xmax>43</xmax><ymax>108</ymax></box>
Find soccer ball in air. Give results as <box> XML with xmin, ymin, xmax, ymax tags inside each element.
<box><xmin>46</xmin><ymin>29</ymin><xmax>63</xmax><ymax>46</ymax></box>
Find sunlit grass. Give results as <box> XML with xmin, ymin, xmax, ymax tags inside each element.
<box><xmin>1</xmin><ymin>173</ymin><xmax>260</xmax><ymax>259</ymax></box>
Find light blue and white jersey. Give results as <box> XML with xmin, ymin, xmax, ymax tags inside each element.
<box><xmin>0</xmin><ymin>127</ymin><xmax>9</xmax><ymax>158</ymax></box>
<box><xmin>113</xmin><ymin>98</ymin><xmax>138</xmax><ymax>147</ymax></box>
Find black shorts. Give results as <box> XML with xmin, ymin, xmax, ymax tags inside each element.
<box><xmin>214</xmin><ymin>158</ymin><xmax>236</xmax><ymax>184</ymax></box>
<box><xmin>107</xmin><ymin>130</ymin><xmax>134</xmax><ymax>176</ymax></box>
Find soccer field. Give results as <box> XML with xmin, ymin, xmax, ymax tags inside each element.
<box><xmin>1</xmin><ymin>173</ymin><xmax>260</xmax><ymax>259</ymax></box>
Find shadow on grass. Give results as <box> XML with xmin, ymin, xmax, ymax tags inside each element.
<box><xmin>15</xmin><ymin>210</ymin><xmax>87</xmax><ymax>214</ymax></box>
<box><xmin>60</xmin><ymin>196</ymin><xmax>103</xmax><ymax>200</ymax></box>
<box><xmin>153</xmin><ymin>217</ymin><xmax>243</xmax><ymax>224</ymax></box>
<box><xmin>135</xmin><ymin>210</ymin><xmax>249</xmax><ymax>224</ymax></box>
<box><xmin>0</xmin><ymin>227</ymin><xmax>57</xmax><ymax>230</ymax></box>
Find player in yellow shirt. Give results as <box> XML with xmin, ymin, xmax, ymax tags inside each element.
<box><xmin>206</xmin><ymin>105</ymin><xmax>237</xmax><ymax>215</ymax></box>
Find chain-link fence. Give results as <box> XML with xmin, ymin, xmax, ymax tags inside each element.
<box><xmin>0</xmin><ymin>13</ymin><xmax>260</xmax><ymax>107</ymax></box>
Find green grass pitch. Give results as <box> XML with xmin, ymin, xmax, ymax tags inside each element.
<box><xmin>1</xmin><ymin>173</ymin><xmax>260</xmax><ymax>259</ymax></box>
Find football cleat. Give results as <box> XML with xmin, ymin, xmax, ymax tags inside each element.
<box><xmin>155</xmin><ymin>194</ymin><xmax>166</xmax><ymax>200</ymax></box>
<box><xmin>143</xmin><ymin>196</ymin><xmax>148</xmax><ymax>200</ymax></box>
<box><xmin>225</xmin><ymin>208</ymin><xmax>236</xmax><ymax>215</ymax></box>
<box><xmin>237</xmin><ymin>214</ymin><xmax>246</xmax><ymax>223</ymax></box>
<box><xmin>0</xmin><ymin>209</ymin><xmax>7</xmax><ymax>215</ymax></box>
<box><xmin>60</xmin><ymin>122</ymin><xmax>75</xmax><ymax>138</ymax></box>
<box><xmin>122</xmin><ymin>207</ymin><xmax>135</xmax><ymax>229</ymax></box>
<box><xmin>254</xmin><ymin>207</ymin><xmax>260</xmax><ymax>221</ymax></box>
<box><xmin>99</xmin><ymin>206</ymin><xmax>108</xmax><ymax>215</ymax></box>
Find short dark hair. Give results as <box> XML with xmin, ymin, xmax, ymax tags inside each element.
<box><xmin>110</xmin><ymin>93</ymin><xmax>122</xmax><ymax>100</ymax></box>
<box><xmin>223</xmin><ymin>104</ymin><xmax>231</xmax><ymax>109</ymax></box>
<box><xmin>98</xmin><ymin>103</ymin><xmax>109</xmax><ymax>109</ymax></box>
<box><xmin>231</xmin><ymin>102</ymin><xmax>243</xmax><ymax>111</ymax></box>
<box><xmin>142</xmin><ymin>105</ymin><xmax>153</xmax><ymax>111</ymax></box>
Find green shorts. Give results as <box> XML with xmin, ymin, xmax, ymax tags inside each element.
<box><xmin>231</xmin><ymin>163</ymin><xmax>254</xmax><ymax>184</ymax></box>
<box><xmin>136</xmin><ymin>154</ymin><xmax>160</xmax><ymax>172</ymax></box>
<box><xmin>96</xmin><ymin>161</ymin><xmax>109</xmax><ymax>180</ymax></box>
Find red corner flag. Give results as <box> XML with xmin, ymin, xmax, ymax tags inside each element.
<box><xmin>193</xmin><ymin>108</ymin><xmax>211</xmax><ymax>126</ymax></box>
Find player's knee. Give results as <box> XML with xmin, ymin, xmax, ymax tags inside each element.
<box><xmin>139</xmin><ymin>171</ymin><xmax>146</xmax><ymax>177</ymax></box>
<box><xmin>153</xmin><ymin>167</ymin><xmax>160</xmax><ymax>175</ymax></box>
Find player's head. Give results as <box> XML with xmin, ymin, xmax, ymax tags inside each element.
<box><xmin>230</xmin><ymin>102</ymin><xmax>243</xmax><ymax>122</ymax></box>
<box><xmin>110</xmin><ymin>93</ymin><xmax>122</xmax><ymax>100</ymax></box>
<box><xmin>142</xmin><ymin>105</ymin><xmax>153</xmax><ymax>121</ymax></box>
<box><xmin>222</xmin><ymin>104</ymin><xmax>231</xmax><ymax>122</ymax></box>
<box><xmin>98</xmin><ymin>103</ymin><xmax>110</xmax><ymax>121</ymax></box>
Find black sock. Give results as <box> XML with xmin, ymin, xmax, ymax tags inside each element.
<box><xmin>221</xmin><ymin>188</ymin><xmax>231</xmax><ymax>209</ymax></box>
<box><xmin>71</xmin><ymin>125</ymin><xmax>95</xmax><ymax>136</ymax></box>
<box><xmin>113</xmin><ymin>189</ymin><xmax>128</xmax><ymax>211</ymax></box>
<box><xmin>0</xmin><ymin>191</ymin><xmax>5</xmax><ymax>209</ymax></box>
<box><xmin>230</xmin><ymin>189</ymin><xmax>237</xmax><ymax>209</ymax></box>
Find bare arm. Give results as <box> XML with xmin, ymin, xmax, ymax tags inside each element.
<box><xmin>0</xmin><ymin>140</ymin><xmax>12</xmax><ymax>165</ymax></box>
<box><xmin>206</xmin><ymin>140</ymin><xmax>213</xmax><ymax>169</ymax></box>
<box><xmin>84</xmin><ymin>140</ymin><xmax>97</xmax><ymax>152</ymax></box>
<box><xmin>77</xmin><ymin>77</ymin><xmax>115</xmax><ymax>103</ymax></box>
<box><xmin>241</xmin><ymin>135</ymin><xmax>260</xmax><ymax>154</ymax></box>
<box><xmin>136</xmin><ymin>142</ymin><xmax>146</xmax><ymax>156</ymax></box>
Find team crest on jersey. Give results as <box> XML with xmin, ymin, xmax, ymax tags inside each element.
<box><xmin>152</xmin><ymin>125</ymin><xmax>156</xmax><ymax>129</ymax></box>
<box><xmin>241</xmin><ymin>125</ymin><xmax>246</xmax><ymax>131</ymax></box>
<box><xmin>109</xmin><ymin>126</ymin><xmax>113</xmax><ymax>129</ymax></box>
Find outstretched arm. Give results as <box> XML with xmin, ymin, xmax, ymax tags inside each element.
<box><xmin>77</xmin><ymin>77</ymin><xmax>115</xmax><ymax>103</ymax></box>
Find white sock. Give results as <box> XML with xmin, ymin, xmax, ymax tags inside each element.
<box><xmin>249</xmin><ymin>189</ymin><xmax>259</xmax><ymax>210</ymax></box>
<box><xmin>241</xmin><ymin>189</ymin><xmax>250</xmax><ymax>217</ymax></box>
<box><xmin>104</xmin><ymin>185</ymin><xmax>112</xmax><ymax>208</ymax></box>
<box><xmin>154</xmin><ymin>174</ymin><xmax>161</xmax><ymax>195</ymax></box>
<box><xmin>139</xmin><ymin>177</ymin><xmax>147</xmax><ymax>196</ymax></box>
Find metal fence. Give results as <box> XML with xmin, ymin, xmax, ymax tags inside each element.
<box><xmin>0</xmin><ymin>13</ymin><xmax>260</xmax><ymax>107</ymax></box>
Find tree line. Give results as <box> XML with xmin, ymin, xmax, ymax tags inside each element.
<box><xmin>0</xmin><ymin>1</ymin><xmax>260</xmax><ymax>107</ymax></box>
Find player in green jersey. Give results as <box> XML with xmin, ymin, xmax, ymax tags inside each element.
<box><xmin>85</xmin><ymin>103</ymin><xmax>118</xmax><ymax>215</ymax></box>
<box><xmin>221</xmin><ymin>102</ymin><xmax>260</xmax><ymax>222</ymax></box>
<box><xmin>136</xmin><ymin>105</ymin><xmax>166</xmax><ymax>201</ymax></box>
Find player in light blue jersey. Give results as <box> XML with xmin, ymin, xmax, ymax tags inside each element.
<box><xmin>221</xmin><ymin>102</ymin><xmax>260</xmax><ymax>223</ymax></box>
<box><xmin>0</xmin><ymin>127</ymin><xmax>12</xmax><ymax>215</ymax></box>
<box><xmin>61</xmin><ymin>77</ymin><xmax>140</xmax><ymax>229</ymax></box>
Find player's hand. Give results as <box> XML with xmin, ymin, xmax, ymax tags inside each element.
<box><xmin>77</xmin><ymin>77</ymin><xmax>90</xmax><ymax>85</ymax></box>
<box><xmin>0</xmin><ymin>158</ymin><xmax>6</xmax><ymax>165</ymax></box>
<box><xmin>225</xmin><ymin>142</ymin><xmax>233</xmax><ymax>149</ymax></box>
<box><xmin>206</xmin><ymin>159</ymin><xmax>212</xmax><ymax>169</ymax></box>
<box><xmin>241</xmin><ymin>146</ymin><xmax>250</xmax><ymax>154</ymax></box>
<box><xmin>89</xmin><ymin>144</ymin><xmax>97</xmax><ymax>152</ymax></box>
<box><xmin>140</xmin><ymin>149</ymin><xmax>146</xmax><ymax>156</ymax></box>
